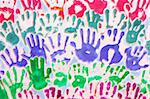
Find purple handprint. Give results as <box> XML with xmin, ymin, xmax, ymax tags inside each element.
<box><xmin>99</xmin><ymin>28</ymin><xmax>124</xmax><ymax>65</ymax></box>
<box><xmin>1</xmin><ymin>47</ymin><xmax>27</xmax><ymax>67</ymax></box>
<box><xmin>48</xmin><ymin>33</ymin><xmax>70</xmax><ymax>63</ymax></box>
<box><xmin>125</xmin><ymin>46</ymin><xmax>149</xmax><ymax>70</ymax></box>
<box><xmin>71</xmin><ymin>28</ymin><xmax>100</xmax><ymax>62</ymax></box>
<box><xmin>23</xmin><ymin>34</ymin><xmax>48</xmax><ymax>59</ymax></box>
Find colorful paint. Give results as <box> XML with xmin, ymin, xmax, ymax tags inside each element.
<box><xmin>0</xmin><ymin>0</ymin><xmax>150</xmax><ymax>98</ymax></box>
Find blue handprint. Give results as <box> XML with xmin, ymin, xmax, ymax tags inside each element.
<box><xmin>125</xmin><ymin>46</ymin><xmax>149</xmax><ymax>70</ymax></box>
<box><xmin>71</xmin><ymin>28</ymin><xmax>100</xmax><ymax>62</ymax></box>
<box><xmin>22</xmin><ymin>34</ymin><xmax>48</xmax><ymax>59</ymax></box>
<box><xmin>0</xmin><ymin>47</ymin><xmax>27</xmax><ymax>67</ymax></box>
<box><xmin>99</xmin><ymin>28</ymin><xmax>124</xmax><ymax>65</ymax></box>
<box><xmin>48</xmin><ymin>33</ymin><xmax>70</xmax><ymax>63</ymax></box>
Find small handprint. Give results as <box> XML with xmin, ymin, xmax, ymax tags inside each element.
<box><xmin>125</xmin><ymin>46</ymin><xmax>149</xmax><ymax>70</ymax></box>
<box><xmin>0</xmin><ymin>0</ymin><xmax>16</xmax><ymax>23</ymax></box>
<box><xmin>64</xmin><ymin>15</ymin><xmax>84</xmax><ymax>34</ymax></box>
<box><xmin>21</xmin><ymin>0</ymin><xmax>42</xmax><ymax>10</ymax></box>
<box><xmin>23</xmin><ymin>34</ymin><xmax>49</xmax><ymax>59</ymax></box>
<box><xmin>99</xmin><ymin>82</ymin><xmax>118</xmax><ymax>98</ymax></box>
<box><xmin>1</xmin><ymin>46</ymin><xmax>27</xmax><ymax>67</ymax></box>
<box><xmin>44</xmin><ymin>87</ymin><xmax>64</xmax><ymax>99</ymax></box>
<box><xmin>117</xmin><ymin>82</ymin><xmax>147</xmax><ymax>99</ymax></box>
<box><xmin>126</xmin><ymin>19</ymin><xmax>144</xmax><ymax>44</ymax></box>
<box><xmin>26</xmin><ymin>57</ymin><xmax>51</xmax><ymax>90</ymax></box>
<box><xmin>69</xmin><ymin>63</ymin><xmax>90</xmax><ymax>88</ymax></box>
<box><xmin>16</xmin><ymin>11</ymin><xmax>36</xmax><ymax>40</ymax></box>
<box><xmin>86</xmin><ymin>11</ymin><xmax>103</xmax><ymax>30</ymax></box>
<box><xmin>37</xmin><ymin>13</ymin><xmax>62</xmax><ymax>36</ymax></box>
<box><xmin>99</xmin><ymin>28</ymin><xmax>124</xmax><ymax>65</ymax></box>
<box><xmin>48</xmin><ymin>33</ymin><xmax>70</xmax><ymax>63</ymax></box>
<box><xmin>71</xmin><ymin>28</ymin><xmax>100</xmax><ymax>62</ymax></box>
<box><xmin>0</xmin><ymin>21</ymin><xmax>19</xmax><ymax>45</ymax></box>
<box><xmin>104</xmin><ymin>65</ymin><xmax>129</xmax><ymax>89</ymax></box>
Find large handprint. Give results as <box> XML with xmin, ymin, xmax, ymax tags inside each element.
<box><xmin>26</xmin><ymin>57</ymin><xmax>52</xmax><ymax>90</ymax></box>
<box><xmin>125</xmin><ymin>46</ymin><xmax>149</xmax><ymax>70</ymax></box>
<box><xmin>71</xmin><ymin>28</ymin><xmax>100</xmax><ymax>62</ymax></box>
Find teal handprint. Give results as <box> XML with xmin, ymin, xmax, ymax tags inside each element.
<box><xmin>2</xmin><ymin>67</ymin><xmax>25</xmax><ymax>99</ymax></box>
<box><xmin>26</xmin><ymin>57</ymin><xmax>52</xmax><ymax>90</ymax></box>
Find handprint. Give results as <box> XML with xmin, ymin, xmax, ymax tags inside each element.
<box><xmin>128</xmin><ymin>0</ymin><xmax>150</xmax><ymax>21</ymax></box>
<box><xmin>69</xmin><ymin>63</ymin><xmax>88</xmax><ymax>88</ymax></box>
<box><xmin>71</xmin><ymin>28</ymin><xmax>100</xmax><ymax>62</ymax></box>
<box><xmin>44</xmin><ymin>0</ymin><xmax>68</xmax><ymax>19</ymax></box>
<box><xmin>1</xmin><ymin>46</ymin><xmax>27</xmax><ymax>67</ymax></box>
<box><xmin>0</xmin><ymin>21</ymin><xmax>19</xmax><ymax>45</ymax></box>
<box><xmin>68</xmin><ymin>0</ymin><xmax>86</xmax><ymax>18</ymax></box>
<box><xmin>125</xmin><ymin>46</ymin><xmax>149</xmax><ymax>70</ymax></box>
<box><xmin>104</xmin><ymin>65</ymin><xmax>129</xmax><ymax>89</ymax></box>
<box><xmin>64</xmin><ymin>15</ymin><xmax>84</xmax><ymax>34</ymax></box>
<box><xmin>18</xmin><ymin>89</ymin><xmax>40</xmax><ymax>99</ymax></box>
<box><xmin>0</xmin><ymin>0</ymin><xmax>16</xmax><ymax>23</ymax></box>
<box><xmin>99</xmin><ymin>82</ymin><xmax>118</xmax><ymax>98</ymax></box>
<box><xmin>117</xmin><ymin>82</ymin><xmax>147</xmax><ymax>99</ymax></box>
<box><xmin>21</xmin><ymin>0</ymin><xmax>42</xmax><ymax>10</ymax></box>
<box><xmin>37</xmin><ymin>13</ymin><xmax>62</xmax><ymax>36</ymax></box>
<box><xmin>48</xmin><ymin>33</ymin><xmax>70</xmax><ymax>63</ymax></box>
<box><xmin>16</xmin><ymin>11</ymin><xmax>36</xmax><ymax>40</ymax></box>
<box><xmin>99</xmin><ymin>28</ymin><xmax>124</xmax><ymax>65</ymax></box>
<box><xmin>104</xmin><ymin>8</ymin><xmax>127</xmax><ymax>30</ymax></box>
<box><xmin>2</xmin><ymin>67</ymin><xmax>25</xmax><ymax>99</ymax></box>
<box><xmin>26</xmin><ymin>57</ymin><xmax>51</xmax><ymax>90</ymax></box>
<box><xmin>126</xmin><ymin>19</ymin><xmax>144</xmax><ymax>44</ymax></box>
<box><xmin>23</xmin><ymin>34</ymin><xmax>49</xmax><ymax>59</ymax></box>
<box><xmin>44</xmin><ymin>87</ymin><xmax>64</xmax><ymax>99</ymax></box>
<box><xmin>116</xmin><ymin>0</ymin><xmax>150</xmax><ymax>21</ymax></box>
<box><xmin>86</xmin><ymin>11</ymin><xmax>103</xmax><ymax>30</ymax></box>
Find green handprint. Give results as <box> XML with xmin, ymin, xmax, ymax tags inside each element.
<box><xmin>2</xmin><ymin>67</ymin><xmax>25</xmax><ymax>99</ymax></box>
<box><xmin>104</xmin><ymin>65</ymin><xmax>129</xmax><ymax>90</ymax></box>
<box><xmin>26</xmin><ymin>57</ymin><xmax>52</xmax><ymax>90</ymax></box>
